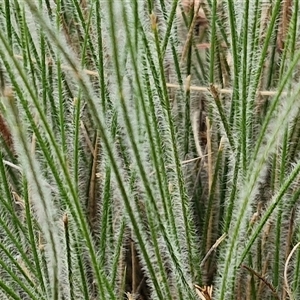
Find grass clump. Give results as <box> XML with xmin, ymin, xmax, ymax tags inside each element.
<box><xmin>0</xmin><ymin>1</ymin><xmax>300</xmax><ymax>299</ymax></box>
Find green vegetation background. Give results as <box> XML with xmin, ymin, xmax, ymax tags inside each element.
<box><xmin>0</xmin><ymin>1</ymin><xmax>300</xmax><ymax>299</ymax></box>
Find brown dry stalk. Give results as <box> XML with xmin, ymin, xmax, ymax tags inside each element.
<box><xmin>0</xmin><ymin>113</ymin><xmax>13</xmax><ymax>148</ymax></box>
<box><xmin>0</xmin><ymin>87</ymin><xmax>16</xmax><ymax>152</ymax></box>
<box><xmin>80</xmin><ymin>120</ymin><xmax>94</xmax><ymax>154</ymax></box>
<box><xmin>242</xmin><ymin>264</ymin><xmax>280</xmax><ymax>299</ymax></box>
<box><xmin>200</xmin><ymin>233</ymin><xmax>227</xmax><ymax>268</ymax></box>
<box><xmin>180</xmin><ymin>0</ymin><xmax>207</xmax><ymax>64</ymax></box>
<box><xmin>277</xmin><ymin>0</ymin><xmax>293</xmax><ymax>52</ymax></box>
<box><xmin>257</xmin><ymin>252</ymin><xmax>270</xmax><ymax>297</ymax></box>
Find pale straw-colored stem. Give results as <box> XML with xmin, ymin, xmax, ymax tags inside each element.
<box><xmin>14</xmin><ymin>55</ymin><xmax>282</xmax><ymax>96</ymax></box>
